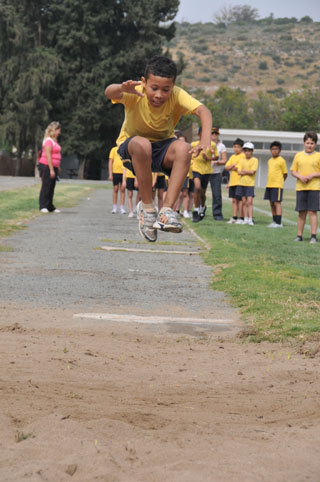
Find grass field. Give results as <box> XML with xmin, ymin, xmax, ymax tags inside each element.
<box><xmin>0</xmin><ymin>183</ymin><xmax>95</xmax><ymax>244</ymax></box>
<box><xmin>190</xmin><ymin>187</ymin><xmax>320</xmax><ymax>342</ymax></box>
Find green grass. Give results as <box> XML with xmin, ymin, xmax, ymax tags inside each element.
<box><xmin>0</xmin><ymin>184</ymin><xmax>94</xmax><ymax>247</ymax></box>
<box><xmin>190</xmin><ymin>188</ymin><xmax>320</xmax><ymax>342</ymax></box>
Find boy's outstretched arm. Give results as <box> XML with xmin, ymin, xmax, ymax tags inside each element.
<box><xmin>105</xmin><ymin>80</ymin><xmax>144</xmax><ymax>100</ymax></box>
<box><xmin>190</xmin><ymin>105</ymin><xmax>212</xmax><ymax>158</ymax></box>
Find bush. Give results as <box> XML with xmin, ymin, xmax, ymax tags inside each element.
<box><xmin>259</xmin><ymin>61</ymin><xmax>268</xmax><ymax>70</ymax></box>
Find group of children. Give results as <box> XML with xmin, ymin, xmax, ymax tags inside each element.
<box><xmin>105</xmin><ymin>55</ymin><xmax>320</xmax><ymax>244</ymax></box>
<box><xmin>225</xmin><ymin>132</ymin><xmax>320</xmax><ymax>243</ymax></box>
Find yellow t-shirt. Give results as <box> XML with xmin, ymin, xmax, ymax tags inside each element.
<box><xmin>238</xmin><ymin>156</ymin><xmax>259</xmax><ymax>187</ymax></box>
<box><xmin>290</xmin><ymin>151</ymin><xmax>320</xmax><ymax>191</ymax></box>
<box><xmin>124</xmin><ymin>167</ymin><xmax>135</xmax><ymax>179</ymax></box>
<box><xmin>191</xmin><ymin>141</ymin><xmax>218</xmax><ymax>175</ymax></box>
<box><xmin>188</xmin><ymin>159</ymin><xmax>193</xmax><ymax>179</ymax></box>
<box><xmin>109</xmin><ymin>146</ymin><xmax>124</xmax><ymax>174</ymax></box>
<box><xmin>266</xmin><ymin>156</ymin><xmax>288</xmax><ymax>188</ymax></box>
<box><xmin>112</xmin><ymin>85</ymin><xmax>202</xmax><ymax>145</ymax></box>
<box><xmin>225</xmin><ymin>153</ymin><xmax>245</xmax><ymax>187</ymax></box>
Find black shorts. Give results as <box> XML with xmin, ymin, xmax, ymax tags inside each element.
<box><xmin>112</xmin><ymin>173</ymin><xmax>123</xmax><ymax>186</ymax></box>
<box><xmin>295</xmin><ymin>190</ymin><xmax>320</xmax><ymax>212</ymax></box>
<box><xmin>181</xmin><ymin>177</ymin><xmax>188</xmax><ymax>190</ymax></box>
<box><xmin>192</xmin><ymin>172</ymin><xmax>210</xmax><ymax>190</ymax></box>
<box><xmin>228</xmin><ymin>186</ymin><xmax>242</xmax><ymax>200</ymax></box>
<box><xmin>264</xmin><ymin>188</ymin><xmax>283</xmax><ymax>202</ymax></box>
<box><xmin>155</xmin><ymin>176</ymin><xmax>167</xmax><ymax>190</ymax></box>
<box><xmin>235</xmin><ymin>186</ymin><xmax>255</xmax><ymax>198</ymax></box>
<box><xmin>188</xmin><ymin>178</ymin><xmax>194</xmax><ymax>194</ymax></box>
<box><xmin>126</xmin><ymin>178</ymin><xmax>138</xmax><ymax>191</ymax></box>
<box><xmin>118</xmin><ymin>137</ymin><xmax>178</xmax><ymax>176</ymax></box>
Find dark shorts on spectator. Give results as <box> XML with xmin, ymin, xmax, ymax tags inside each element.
<box><xmin>264</xmin><ymin>187</ymin><xmax>283</xmax><ymax>202</ymax></box>
<box><xmin>295</xmin><ymin>190</ymin><xmax>320</xmax><ymax>212</ymax></box>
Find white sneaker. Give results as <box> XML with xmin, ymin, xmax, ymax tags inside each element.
<box><xmin>53</xmin><ymin>209</ymin><xmax>61</xmax><ymax>213</ymax></box>
<box><xmin>268</xmin><ymin>222</ymin><xmax>277</xmax><ymax>228</ymax></box>
<box><xmin>228</xmin><ymin>218</ymin><xmax>237</xmax><ymax>224</ymax></box>
<box><xmin>243</xmin><ymin>218</ymin><xmax>250</xmax><ymax>225</ymax></box>
<box><xmin>183</xmin><ymin>211</ymin><xmax>190</xmax><ymax>218</ymax></box>
<box><xmin>235</xmin><ymin>219</ymin><xmax>244</xmax><ymax>224</ymax></box>
<box><xmin>128</xmin><ymin>212</ymin><xmax>134</xmax><ymax>218</ymax></box>
<box><xmin>111</xmin><ymin>207</ymin><xmax>117</xmax><ymax>214</ymax></box>
<box><xmin>248</xmin><ymin>219</ymin><xmax>255</xmax><ymax>226</ymax></box>
<box><xmin>40</xmin><ymin>208</ymin><xmax>49</xmax><ymax>213</ymax></box>
<box><xmin>120</xmin><ymin>206</ymin><xmax>126</xmax><ymax>214</ymax></box>
<box><xmin>274</xmin><ymin>223</ymin><xmax>283</xmax><ymax>228</ymax></box>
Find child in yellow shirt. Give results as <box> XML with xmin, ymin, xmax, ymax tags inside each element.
<box><xmin>236</xmin><ymin>142</ymin><xmax>259</xmax><ymax>226</ymax></box>
<box><xmin>290</xmin><ymin>131</ymin><xmax>320</xmax><ymax>243</ymax></box>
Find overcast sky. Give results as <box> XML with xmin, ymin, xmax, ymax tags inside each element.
<box><xmin>176</xmin><ymin>0</ymin><xmax>320</xmax><ymax>23</ymax></box>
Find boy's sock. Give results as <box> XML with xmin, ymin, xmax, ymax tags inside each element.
<box><xmin>273</xmin><ymin>215</ymin><xmax>276</xmax><ymax>222</ymax></box>
<box><xmin>233</xmin><ymin>216</ymin><xmax>238</xmax><ymax>220</ymax></box>
<box><xmin>113</xmin><ymin>204</ymin><xmax>117</xmax><ymax>210</ymax></box>
<box><xmin>194</xmin><ymin>207</ymin><xmax>200</xmax><ymax>213</ymax></box>
<box><xmin>274</xmin><ymin>215</ymin><xmax>282</xmax><ymax>225</ymax></box>
<box><xmin>141</xmin><ymin>202</ymin><xmax>155</xmax><ymax>212</ymax></box>
<box><xmin>311</xmin><ymin>234</ymin><xmax>317</xmax><ymax>239</ymax></box>
<box><xmin>240</xmin><ymin>217</ymin><xmax>244</xmax><ymax>221</ymax></box>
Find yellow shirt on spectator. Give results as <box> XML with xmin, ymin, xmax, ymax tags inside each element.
<box><xmin>290</xmin><ymin>151</ymin><xmax>320</xmax><ymax>191</ymax></box>
<box><xmin>266</xmin><ymin>156</ymin><xmax>287</xmax><ymax>188</ymax></box>
<box><xmin>225</xmin><ymin>153</ymin><xmax>245</xmax><ymax>187</ymax></box>
<box><xmin>238</xmin><ymin>156</ymin><xmax>259</xmax><ymax>187</ymax></box>
<box><xmin>191</xmin><ymin>141</ymin><xmax>218</xmax><ymax>175</ymax></box>
<box><xmin>109</xmin><ymin>146</ymin><xmax>124</xmax><ymax>174</ymax></box>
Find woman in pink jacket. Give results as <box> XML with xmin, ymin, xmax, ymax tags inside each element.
<box><xmin>38</xmin><ymin>121</ymin><xmax>62</xmax><ymax>213</ymax></box>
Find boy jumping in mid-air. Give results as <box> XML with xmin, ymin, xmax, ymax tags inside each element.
<box><xmin>105</xmin><ymin>56</ymin><xmax>212</xmax><ymax>242</ymax></box>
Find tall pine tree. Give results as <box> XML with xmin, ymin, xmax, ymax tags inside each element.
<box><xmin>0</xmin><ymin>0</ymin><xmax>179</xmax><ymax>177</ymax></box>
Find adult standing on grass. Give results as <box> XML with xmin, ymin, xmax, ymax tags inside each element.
<box><xmin>209</xmin><ymin>127</ymin><xmax>227</xmax><ymax>221</ymax></box>
<box><xmin>38</xmin><ymin>121</ymin><xmax>62</xmax><ymax>213</ymax></box>
<box><xmin>290</xmin><ymin>131</ymin><xmax>320</xmax><ymax>244</ymax></box>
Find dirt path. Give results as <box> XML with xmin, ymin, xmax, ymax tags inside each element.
<box><xmin>0</xmin><ymin>185</ymin><xmax>319</xmax><ymax>481</ymax></box>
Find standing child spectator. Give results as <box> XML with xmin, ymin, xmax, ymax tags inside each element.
<box><xmin>290</xmin><ymin>131</ymin><xmax>320</xmax><ymax>243</ymax></box>
<box><xmin>264</xmin><ymin>141</ymin><xmax>287</xmax><ymax>228</ymax></box>
<box><xmin>225</xmin><ymin>138</ymin><xmax>245</xmax><ymax>224</ymax></box>
<box><xmin>122</xmin><ymin>167</ymin><xmax>140</xmax><ymax>218</ymax></box>
<box><xmin>105</xmin><ymin>56</ymin><xmax>213</xmax><ymax>242</ymax></box>
<box><xmin>209</xmin><ymin>127</ymin><xmax>227</xmax><ymax>221</ymax></box>
<box><xmin>152</xmin><ymin>172</ymin><xmax>166</xmax><ymax>211</ymax></box>
<box><xmin>236</xmin><ymin>142</ymin><xmax>259</xmax><ymax>226</ymax></box>
<box><xmin>191</xmin><ymin>127</ymin><xmax>218</xmax><ymax>223</ymax></box>
<box><xmin>108</xmin><ymin>146</ymin><xmax>126</xmax><ymax>214</ymax></box>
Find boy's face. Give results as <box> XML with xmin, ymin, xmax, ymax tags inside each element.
<box><xmin>243</xmin><ymin>148</ymin><xmax>253</xmax><ymax>159</ymax></box>
<box><xmin>304</xmin><ymin>138</ymin><xmax>316</xmax><ymax>153</ymax></box>
<box><xmin>142</xmin><ymin>73</ymin><xmax>174</xmax><ymax>108</ymax></box>
<box><xmin>233</xmin><ymin>144</ymin><xmax>242</xmax><ymax>154</ymax></box>
<box><xmin>270</xmin><ymin>146</ymin><xmax>281</xmax><ymax>157</ymax></box>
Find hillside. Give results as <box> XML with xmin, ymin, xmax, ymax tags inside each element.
<box><xmin>168</xmin><ymin>20</ymin><xmax>320</xmax><ymax>97</ymax></box>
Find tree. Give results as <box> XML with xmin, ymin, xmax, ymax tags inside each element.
<box><xmin>280</xmin><ymin>89</ymin><xmax>320</xmax><ymax>132</ymax></box>
<box><xmin>251</xmin><ymin>92</ymin><xmax>282</xmax><ymax>130</ymax></box>
<box><xmin>214</xmin><ymin>4</ymin><xmax>259</xmax><ymax>24</ymax></box>
<box><xmin>0</xmin><ymin>0</ymin><xmax>59</xmax><ymax>174</ymax></box>
<box><xmin>0</xmin><ymin>0</ymin><xmax>179</xmax><ymax>177</ymax></box>
<box><xmin>206</xmin><ymin>86</ymin><xmax>254</xmax><ymax>129</ymax></box>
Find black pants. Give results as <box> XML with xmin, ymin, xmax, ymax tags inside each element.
<box><xmin>210</xmin><ymin>173</ymin><xmax>223</xmax><ymax>218</ymax></box>
<box><xmin>39</xmin><ymin>164</ymin><xmax>58</xmax><ymax>211</ymax></box>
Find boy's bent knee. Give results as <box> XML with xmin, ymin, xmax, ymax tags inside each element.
<box><xmin>128</xmin><ymin>137</ymin><xmax>151</xmax><ymax>155</ymax></box>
